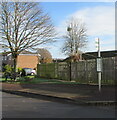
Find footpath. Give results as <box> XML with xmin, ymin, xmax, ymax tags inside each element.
<box><xmin>1</xmin><ymin>83</ymin><xmax>116</xmax><ymax>105</ymax></box>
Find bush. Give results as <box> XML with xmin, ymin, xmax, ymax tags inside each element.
<box><xmin>3</xmin><ymin>65</ymin><xmax>23</xmax><ymax>81</ymax></box>
<box><xmin>17</xmin><ymin>68</ymin><xmax>22</xmax><ymax>74</ymax></box>
<box><xmin>3</xmin><ymin>65</ymin><xmax>13</xmax><ymax>81</ymax></box>
<box><xmin>21</xmin><ymin>69</ymin><xmax>26</xmax><ymax>77</ymax></box>
<box><xmin>4</xmin><ymin>65</ymin><xmax>13</xmax><ymax>73</ymax></box>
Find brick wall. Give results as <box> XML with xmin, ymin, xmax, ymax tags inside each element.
<box><xmin>17</xmin><ymin>55</ymin><xmax>38</xmax><ymax>69</ymax></box>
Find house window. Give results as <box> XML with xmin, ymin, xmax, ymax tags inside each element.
<box><xmin>9</xmin><ymin>56</ymin><xmax>11</xmax><ymax>60</ymax></box>
<box><xmin>2</xmin><ymin>56</ymin><xmax>3</xmax><ymax>61</ymax></box>
<box><xmin>5</xmin><ymin>56</ymin><xmax>7</xmax><ymax>60</ymax></box>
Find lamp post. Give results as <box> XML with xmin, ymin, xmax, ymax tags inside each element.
<box><xmin>67</xmin><ymin>27</ymin><xmax>72</xmax><ymax>81</ymax></box>
<box><xmin>95</xmin><ymin>38</ymin><xmax>102</xmax><ymax>92</ymax></box>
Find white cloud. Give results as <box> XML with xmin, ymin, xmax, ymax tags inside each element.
<box><xmin>56</xmin><ymin>5</ymin><xmax>115</xmax><ymax>37</ymax></box>
<box><xmin>56</xmin><ymin>5</ymin><xmax>115</xmax><ymax>53</ymax></box>
<box><xmin>43</xmin><ymin>4</ymin><xmax>115</xmax><ymax>58</ymax></box>
<box><xmin>55</xmin><ymin>20</ymin><xmax>68</xmax><ymax>37</ymax></box>
<box><xmin>71</xmin><ymin>6</ymin><xmax>115</xmax><ymax>36</ymax></box>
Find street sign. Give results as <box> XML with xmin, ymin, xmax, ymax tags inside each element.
<box><xmin>97</xmin><ymin>58</ymin><xmax>102</xmax><ymax>72</ymax></box>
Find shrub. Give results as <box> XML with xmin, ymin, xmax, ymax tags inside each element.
<box><xmin>3</xmin><ymin>65</ymin><xmax>13</xmax><ymax>81</ymax></box>
<box><xmin>3</xmin><ymin>65</ymin><xmax>23</xmax><ymax>81</ymax></box>
<box><xmin>4</xmin><ymin>65</ymin><xmax>13</xmax><ymax>73</ymax></box>
<box><xmin>21</xmin><ymin>69</ymin><xmax>26</xmax><ymax>77</ymax></box>
<box><xmin>17</xmin><ymin>68</ymin><xmax>22</xmax><ymax>74</ymax></box>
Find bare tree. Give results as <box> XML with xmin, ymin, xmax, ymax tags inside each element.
<box><xmin>62</xmin><ymin>17</ymin><xmax>88</xmax><ymax>56</ymax></box>
<box><xmin>0</xmin><ymin>2</ymin><xmax>56</xmax><ymax>74</ymax></box>
<box><xmin>36</xmin><ymin>48</ymin><xmax>52</xmax><ymax>63</ymax></box>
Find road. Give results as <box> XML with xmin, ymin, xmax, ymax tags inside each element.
<box><xmin>1</xmin><ymin>92</ymin><xmax>116</xmax><ymax>118</ymax></box>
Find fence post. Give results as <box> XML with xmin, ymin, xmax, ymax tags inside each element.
<box><xmin>69</xmin><ymin>62</ymin><xmax>72</xmax><ymax>81</ymax></box>
<box><xmin>85</xmin><ymin>60</ymin><xmax>87</xmax><ymax>83</ymax></box>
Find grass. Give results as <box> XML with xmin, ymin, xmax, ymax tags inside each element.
<box><xmin>1</xmin><ymin>76</ymin><xmax>115</xmax><ymax>85</ymax></box>
<box><xmin>31</xmin><ymin>78</ymin><xmax>80</xmax><ymax>84</ymax></box>
<box><xmin>0</xmin><ymin>75</ymin><xmax>80</xmax><ymax>84</ymax></box>
<box><xmin>0</xmin><ymin>77</ymin><xmax>10</xmax><ymax>82</ymax></box>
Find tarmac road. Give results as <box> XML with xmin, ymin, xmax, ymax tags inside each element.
<box><xmin>2</xmin><ymin>92</ymin><xmax>116</xmax><ymax>118</ymax></box>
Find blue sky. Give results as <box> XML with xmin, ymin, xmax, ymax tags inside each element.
<box><xmin>39</xmin><ymin>2</ymin><xmax>115</xmax><ymax>58</ymax></box>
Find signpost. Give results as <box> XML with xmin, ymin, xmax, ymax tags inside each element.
<box><xmin>95</xmin><ymin>38</ymin><xmax>102</xmax><ymax>92</ymax></box>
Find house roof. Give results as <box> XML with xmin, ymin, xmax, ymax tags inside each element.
<box><xmin>19</xmin><ymin>50</ymin><xmax>40</xmax><ymax>56</ymax></box>
<box><xmin>20</xmin><ymin>50</ymin><xmax>37</xmax><ymax>54</ymax></box>
<box><xmin>53</xmin><ymin>58</ymin><xmax>64</xmax><ymax>63</ymax></box>
<box><xmin>63</xmin><ymin>54</ymin><xmax>82</xmax><ymax>62</ymax></box>
<box><xmin>1</xmin><ymin>50</ymin><xmax>41</xmax><ymax>57</ymax></box>
<box><xmin>82</xmin><ymin>50</ymin><xmax>117</xmax><ymax>60</ymax></box>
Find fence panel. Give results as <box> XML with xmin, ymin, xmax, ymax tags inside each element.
<box><xmin>71</xmin><ymin>61</ymin><xmax>86</xmax><ymax>82</ymax></box>
<box><xmin>57</xmin><ymin>63</ymin><xmax>69</xmax><ymax>80</ymax></box>
<box><xmin>37</xmin><ymin>57</ymin><xmax>116</xmax><ymax>85</ymax></box>
<box><xmin>102</xmin><ymin>57</ymin><xmax>115</xmax><ymax>84</ymax></box>
<box><xmin>71</xmin><ymin>60</ymin><xmax>97</xmax><ymax>84</ymax></box>
<box><xmin>86</xmin><ymin>59</ymin><xmax>97</xmax><ymax>84</ymax></box>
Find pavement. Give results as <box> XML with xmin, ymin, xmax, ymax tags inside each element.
<box><xmin>1</xmin><ymin>82</ymin><xmax>116</xmax><ymax>105</ymax></box>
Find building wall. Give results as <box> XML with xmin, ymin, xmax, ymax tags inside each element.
<box><xmin>17</xmin><ymin>55</ymin><xmax>38</xmax><ymax>69</ymax></box>
<box><xmin>0</xmin><ymin>55</ymin><xmax>3</xmax><ymax>71</ymax></box>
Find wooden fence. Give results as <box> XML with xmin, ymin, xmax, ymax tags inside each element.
<box><xmin>37</xmin><ymin>57</ymin><xmax>116</xmax><ymax>85</ymax></box>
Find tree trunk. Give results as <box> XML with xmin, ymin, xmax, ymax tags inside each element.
<box><xmin>12</xmin><ymin>53</ymin><xmax>18</xmax><ymax>81</ymax></box>
<box><xmin>13</xmin><ymin>56</ymin><xmax>17</xmax><ymax>72</ymax></box>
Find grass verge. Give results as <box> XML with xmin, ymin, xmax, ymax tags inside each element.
<box><xmin>1</xmin><ymin>76</ymin><xmax>80</xmax><ymax>84</ymax></box>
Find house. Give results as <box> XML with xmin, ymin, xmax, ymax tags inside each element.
<box><xmin>63</xmin><ymin>51</ymin><xmax>83</xmax><ymax>62</ymax></box>
<box><xmin>82</xmin><ymin>50</ymin><xmax>117</xmax><ymax>60</ymax></box>
<box><xmin>17</xmin><ymin>50</ymin><xmax>39</xmax><ymax>69</ymax></box>
<box><xmin>62</xmin><ymin>50</ymin><xmax>117</xmax><ymax>63</ymax></box>
<box><xmin>53</xmin><ymin>58</ymin><xmax>64</xmax><ymax>63</ymax></box>
<box><xmin>2</xmin><ymin>49</ymin><xmax>53</xmax><ymax>69</ymax></box>
<box><xmin>2</xmin><ymin>50</ymin><xmax>39</xmax><ymax>69</ymax></box>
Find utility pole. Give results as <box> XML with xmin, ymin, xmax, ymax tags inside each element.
<box><xmin>95</xmin><ymin>38</ymin><xmax>102</xmax><ymax>92</ymax></box>
<box><xmin>67</xmin><ymin>27</ymin><xmax>72</xmax><ymax>81</ymax></box>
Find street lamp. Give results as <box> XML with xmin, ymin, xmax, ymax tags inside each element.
<box><xmin>67</xmin><ymin>27</ymin><xmax>72</xmax><ymax>32</ymax></box>
<box><xmin>67</xmin><ymin>26</ymin><xmax>75</xmax><ymax>55</ymax></box>
<box><xmin>67</xmin><ymin>27</ymin><xmax>72</xmax><ymax>81</ymax></box>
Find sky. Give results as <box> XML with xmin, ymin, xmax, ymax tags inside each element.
<box><xmin>38</xmin><ymin>2</ymin><xmax>115</xmax><ymax>59</ymax></box>
<box><xmin>1</xmin><ymin>0</ymin><xmax>115</xmax><ymax>58</ymax></box>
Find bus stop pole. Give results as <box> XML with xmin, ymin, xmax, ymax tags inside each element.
<box><xmin>97</xmin><ymin>38</ymin><xmax>101</xmax><ymax>92</ymax></box>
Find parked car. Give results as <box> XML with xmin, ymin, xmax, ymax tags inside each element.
<box><xmin>22</xmin><ymin>68</ymin><xmax>36</xmax><ymax>76</ymax></box>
